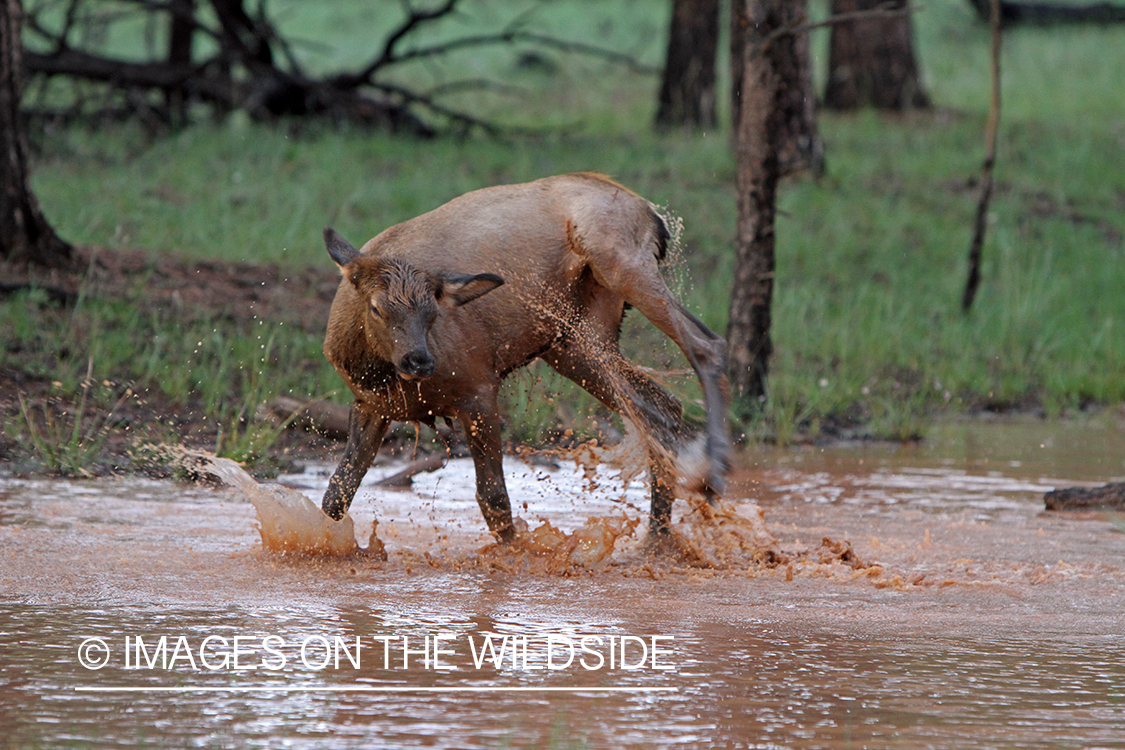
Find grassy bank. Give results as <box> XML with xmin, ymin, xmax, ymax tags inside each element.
<box><xmin>4</xmin><ymin>0</ymin><xmax>1124</xmax><ymax>472</ymax></box>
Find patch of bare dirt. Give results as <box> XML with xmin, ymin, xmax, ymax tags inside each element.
<box><xmin>1</xmin><ymin>245</ymin><xmax>342</xmax><ymax>330</ymax></box>
<box><xmin>0</xmin><ymin>247</ymin><xmax>345</xmax><ymax>475</ymax></box>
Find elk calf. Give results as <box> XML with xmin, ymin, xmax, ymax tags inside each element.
<box><xmin>321</xmin><ymin>173</ymin><xmax>730</xmax><ymax>544</ymax></box>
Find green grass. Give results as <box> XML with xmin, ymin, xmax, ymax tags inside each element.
<box><xmin>16</xmin><ymin>377</ymin><xmax>123</xmax><ymax>477</ymax></box>
<box><xmin>8</xmin><ymin>0</ymin><xmax>1125</xmax><ymax>460</ymax></box>
<box><xmin>1</xmin><ymin>286</ymin><xmax>337</xmax><ymax>470</ymax></box>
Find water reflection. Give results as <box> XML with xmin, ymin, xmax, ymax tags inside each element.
<box><xmin>3</xmin><ymin>604</ymin><xmax>1123</xmax><ymax>749</ymax></box>
<box><xmin>680</xmin><ymin>625</ymin><xmax>1125</xmax><ymax>749</ymax></box>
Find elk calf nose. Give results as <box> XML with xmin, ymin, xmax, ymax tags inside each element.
<box><xmin>399</xmin><ymin>350</ymin><xmax>435</xmax><ymax>378</ymax></box>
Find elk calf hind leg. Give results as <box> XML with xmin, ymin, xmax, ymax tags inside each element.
<box><xmin>572</xmin><ymin>222</ymin><xmax>731</xmax><ymax>496</ymax></box>
<box><xmin>542</xmin><ymin>342</ymin><xmax>683</xmax><ymax>534</ymax></box>
<box><xmin>603</xmin><ymin>278</ymin><xmax>730</xmax><ymax>495</ymax></box>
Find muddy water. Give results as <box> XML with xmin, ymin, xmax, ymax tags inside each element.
<box><xmin>2</xmin><ymin>416</ymin><xmax>1125</xmax><ymax>748</ymax></box>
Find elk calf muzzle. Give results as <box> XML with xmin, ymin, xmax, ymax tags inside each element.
<box><xmin>399</xmin><ymin>350</ymin><xmax>436</xmax><ymax>379</ymax></box>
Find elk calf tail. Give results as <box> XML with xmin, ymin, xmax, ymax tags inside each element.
<box><xmin>647</xmin><ymin>205</ymin><xmax>671</xmax><ymax>263</ymax></box>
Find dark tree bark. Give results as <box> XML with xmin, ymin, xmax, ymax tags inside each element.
<box><xmin>824</xmin><ymin>0</ymin><xmax>929</xmax><ymax>110</ymax></box>
<box><xmin>731</xmin><ymin>0</ymin><xmax>823</xmax><ymax>176</ymax></box>
<box><xmin>0</xmin><ymin>0</ymin><xmax>71</xmax><ymax>267</ymax></box>
<box><xmin>165</xmin><ymin>0</ymin><xmax>195</xmax><ymax>125</ymax></box>
<box><xmin>210</xmin><ymin>0</ymin><xmax>273</xmax><ymax>68</ymax></box>
<box><xmin>654</xmin><ymin>0</ymin><xmax>720</xmax><ymax>130</ymax></box>
<box><xmin>775</xmin><ymin>0</ymin><xmax>824</xmax><ymax>175</ymax></box>
<box><xmin>967</xmin><ymin>0</ymin><xmax>1125</xmax><ymax>24</ymax></box>
<box><xmin>727</xmin><ymin>0</ymin><xmax>785</xmax><ymax>409</ymax></box>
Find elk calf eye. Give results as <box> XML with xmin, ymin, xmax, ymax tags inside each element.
<box><xmin>369</xmin><ymin>304</ymin><xmax>382</xmax><ymax>317</ymax></box>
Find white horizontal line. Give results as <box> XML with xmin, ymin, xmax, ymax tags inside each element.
<box><xmin>74</xmin><ymin>686</ymin><xmax>677</xmax><ymax>694</ymax></box>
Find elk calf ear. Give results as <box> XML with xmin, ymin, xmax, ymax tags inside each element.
<box><xmin>324</xmin><ymin>227</ymin><xmax>360</xmax><ymax>268</ymax></box>
<box><xmin>434</xmin><ymin>272</ymin><xmax>504</xmax><ymax>307</ymax></box>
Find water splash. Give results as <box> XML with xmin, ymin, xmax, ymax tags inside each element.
<box><xmin>569</xmin><ymin>419</ymin><xmax>649</xmax><ymax>497</ymax></box>
<box><xmin>670</xmin><ymin>498</ymin><xmax>781</xmax><ymax>569</ymax></box>
<box><xmin>172</xmin><ymin>448</ymin><xmax>378</xmax><ymax>558</ymax></box>
<box><xmin>168</xmin><ymin>444</ymin><xmax>795</xmax><ymax>574</ymax></box>
<box><xmin>476</xmin><ymin>514</ymin><xmax>640</xmax><ymax>574</ymax></box>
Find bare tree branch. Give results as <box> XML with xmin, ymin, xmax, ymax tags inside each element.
<box><xmin>24</xmin><ymin>47</ymin><xmax>231</xmax><ymax>102</ymax></box>
<box><xmin>21</xmin><ymin>0</ymin><xmax>653</xmax><ymax>135</ymax></box>
<box><xmin>354</xmin><ymin>0</ymin><xmax>459</xmax><ymax>82</ymax></box>
<box><xmin>352</xmin><ymin>28</ymin><xmax>660</xmax><ymax>83</ymax></box>
<box><xmin>371</xmin><ymin>79</ymin><xmax>504</xmax><ymax>137</ymax></box>
<box><xmin>29</xmin><ymin>0</ymin><xmax>224</xmax><ymax>51</ymax></box>
<box><xmin>763</xmin><ymin>1</ymin><xmax>917</xmax><ymax>51</ymax></box>
<box><xmin>57</xmin><ymin>0</ymin><xmax>84</xmax><ymax>50</ymax></box>
<box><xmin>512</xmin><ymin>32</ymin><xmax>660</xmax><ymax>75</ymax></box>
<box><xmin>423</xmin><ymin>77</ymin><xmax>524</xmax><ymax>98</ymax></box>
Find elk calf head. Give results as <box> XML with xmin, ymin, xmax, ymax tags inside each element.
<box><xmin>325</xmin><ymin>228</ymin><xmax>503</xmax><ymax>380</ymax></box>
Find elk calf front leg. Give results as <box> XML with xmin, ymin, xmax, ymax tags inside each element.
<box><xmin>458</xmin><ymin>404</ymin><xmax>515</xmax><ymax>543</ymax></box>
<box><xmin>322</xmin><ymin>404</ymin><xmax>389</xmax><ymax>520</ymax></box>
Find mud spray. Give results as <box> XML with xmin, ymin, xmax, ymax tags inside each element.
<box><xmin>173</xmin><ymin>431</ymin><xmax>798</xmax><ymax>576</ymax></box>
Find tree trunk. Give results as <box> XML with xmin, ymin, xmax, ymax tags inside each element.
<box><xmin>208</xmin><ymin>0</ymin><xmax>274</xmax><ymax>117</ymax></box>
<box><xmin>824</xmin><ymin>0</ymin><xmax>929</xmax><ymax>110</ymax></box>
<box><xmin>731</xmin><ymin>0</ymin><xmax>823</xmax><ymax>176</ymax></box>
<box><xmin>727</xmin><ymin>0</ymin><xmax>784</xmax><ymax>409</ymax></box>
<box><xmin>0</xmin><ymin>0</ymin><xmax>71</xmax><ymax>267</ymax></box>
<box><xmin>775</xmin><ymin>0</ymin><xmax>824</xmax><ymax>175</ymax></box>
<box><xmin>165</xmin><ymin>0</ymin><xmax>195</xmax><ymax>125</ymax></box>
<box><xmin>654</xmin><ymin>0</ymin><xmax>720</xmax><ymax>130</ymax></box>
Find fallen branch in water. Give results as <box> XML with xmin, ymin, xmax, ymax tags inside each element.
<box><xmin>375</xmin><ymin>453</ymin><xmax>449</xmax><ymax>488</ymax></box>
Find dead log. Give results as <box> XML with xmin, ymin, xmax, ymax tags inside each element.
<box><xmin>967</xmin><ymin>0</ymin><xmax>1125</xmax><ymax>25</ymax></box>
<box><xmin>22</xmin><ymin>0</ymin><xmax>656</xmax><ymax>133</ymax></box>
<box><xmin>1044</xmin><ymin>482</ymin><xmax>1125</xmax><ymax>511</ymax></box>
<box><xmin>261</xmin><ymin>396</ymin><xmax>351</xmax><ymax>440</ymax></box>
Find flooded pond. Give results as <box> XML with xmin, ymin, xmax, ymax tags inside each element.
<box><xmin>2</xmin><ymin>416</ymin><xmax>1124</xmax><ymax>748</ymax></box>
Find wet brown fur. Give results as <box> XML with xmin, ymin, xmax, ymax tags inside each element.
<box><xmin>320</xmin><ymin>173</ymin><xmax>731</xmax><ymax>544</ymax></box>
<box><xmin>346</xmin><ymin>257</ymin><xmax>436</xmax><ymax>318</ymax></box>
